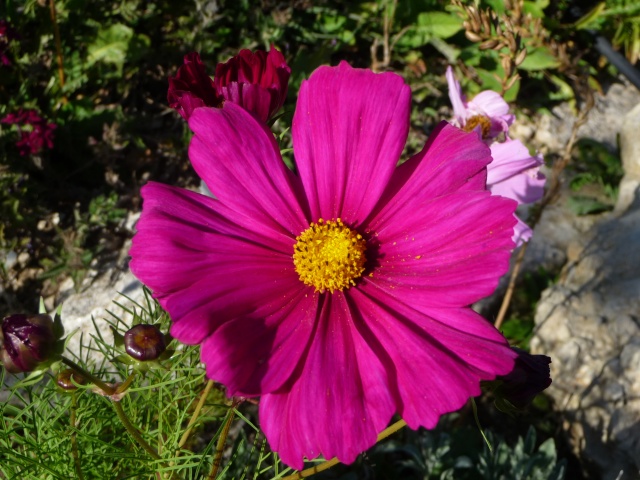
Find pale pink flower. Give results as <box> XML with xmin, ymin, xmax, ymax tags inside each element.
<box><xmin>489</xmin><ymin>139</ymin><xmax>546</xmax><ymax>244</ymax></box>
<box><xmin>131</xmin><ymin>62</ymin><xmax>518</xmax><ymax>468</ymax></box>
<box><xmin>446</xmin><ymin>66</ymin><xmax>514</xmax><ymax>141</ymax></box>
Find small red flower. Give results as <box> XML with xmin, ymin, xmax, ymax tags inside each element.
<box><xmin>1</xmin><ymin>108</ymin><xmax>56</xmax><ymax>156</ymax></box>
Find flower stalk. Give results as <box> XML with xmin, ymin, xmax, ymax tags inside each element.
<box><xmin>281</xmin><ymin>419</ymin><xmax>408</xmax><ymax>480</ymax></box>
<box><xmin>70</xmin><ymin>394</ymin><xmax>85</xmax><ymax>480</ymax></box>
<box><xmin>178</xmin><ymin>379</ymin><xmax>215</xmax><ymax>450</ymax></box>
<box><xmin>112</xmin><ymin>399</ymin><xmax>161</xmax><ymax>460</ymax></box>
<box><xmin>48</xmin><ymin>0</ymin><xmax>66</xmax><ymax>102</ymax></box>
<box><xmin>61</xmin><ymin>356</ymin><xmax>116</xmax><ymax>396</ymax></box>
<box><xmin>208</xmin><ymin>398</ymin><xmax>242</xmax><ymax>479</ymax></box>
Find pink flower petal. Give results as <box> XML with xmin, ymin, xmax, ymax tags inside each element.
<box><xmin>446</xmin><ymin>66</ymin><xmax>467</xmax><ymax>121</ymax></box>
<box><xmin>129</xmin><ymin>182</ymin><xmax>299</xmax><ymax>345</ymax></box>
<box><xmin>488</xmin><ymin>139</ymin><xmax>542</xmax><ymax>185</ymax></box>
<box><xmin>367</xmin><ymin>122</ymin><xmax>491</xmax><ymax>228</ymax></box>
<box><xmin>469</xmin><ymin>90</ymin><xmax>511</xmax><ymax>118</ymax></box>
<box><xmin>512</xmin><ymin>216</ymin><xmax>532</xmax><ymax>244</ymax></box>
<box><xmin>293</xmin><ymin>61</ymin><xmax>411</xmax><ymax>223</ymax></box>
<box><xmin>188</xmin><ymin>104</ymin><xmax>309</xmax><ymax>236</ymax></box>
<box><xmin>368</xmin><ymin>191</ymin><xmax>516</xmax><ymax>306</ymax></box>
<box><xmin>260</xmin><ymin>292</ymin><xmax>396</xmax><ymax>470</ymax></box>
<box><xmin>349</xmin><ymin>285</ymin><xmax>517</xmax><ymax>430</ymax></box>
<box><xmin>199</xmin><ymin>288</ymin><xmax>318</xmax><ymax>396</ymax></box>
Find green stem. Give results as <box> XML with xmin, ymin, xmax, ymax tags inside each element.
<box><xmin>112</xmin><ymin>399</ymin><xmax>161</xmax><ymax>460</ymax></box>
<box><xmin>70</xmin><ymin>394</ymin><xmax>85</xmax><ymax>480</ymax></box>
<box><xmin>207</xmin><ymin>399</ymin><xmax>241</xmax><ymax>479</ymax></box>
<box><xmin>282</xmin><ymin>419</ymin><xmax>407</xmax><ymax>480</ymax></box>
<box><xmin>61</xmin><ymin>357</ymin><xmax>115</xmax><ymax>395</ymax></box>
<box><xmin>178</xmin><ymin>379</ymin><xmax>214</xmax><ymax>450</ymax></box>
<box><xmin>471</xmin><ymin>397</ymin><xmax>493</xmax><ymax>453</ymax></box>
<box><xmin>116</xmin><ymin>371</ymin><xmax>137</xmax><ymax>394</ymax></box>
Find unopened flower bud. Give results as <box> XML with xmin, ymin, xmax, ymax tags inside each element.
<box><xmin>56</xmin><ymin>369</ymin><xmax>87</xmax><ymax>391</ymax></box>
<box><xmin>124</xmin><ymin>324</ymin><xmax>166</xmax><ymax>361</ymax></box>
<box><xmin>495</xmin><ymin>348</ymin><xmax>551</xmax><ymax>408</ymax></box>
<box><xmin>0</xmin><ymin>313</ymin><xmax>56</xmax><ymax>373</ymax></box>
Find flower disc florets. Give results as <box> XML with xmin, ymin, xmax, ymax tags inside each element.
<box><xmin>463</xmin><ymin>114</ymin><xmax>492</xmax><ymax>139</ymax></box>
<box><xmin>293</xmin><ymin>218</ymin><xmax>366</xmax><ymax>293</ymax></box>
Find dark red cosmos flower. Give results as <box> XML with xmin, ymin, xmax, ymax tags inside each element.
<box><xmin>1</xmin><ymin>109</ymin><xmax>56</xmax><ymax>156</ymax></box>
<box><xmin>214</xmin><ymin>47</ymin><xmax>290</xmax><ymax>123</ymax></box>
<box><xmin>495</xmin><ymin>347</ymin><xmax>552</xmax><ymax>408</ymax></box>
<box><xmin>167</xmin><ymin>52</ymin><xmax>222</xmax><ymax>121</ymax></box>
<box><xmin>0</xmin><ymin>314</ymin><xmax>56</xmax><ymax>373</ymax></box>
<box><xmin>167</xmin><ymin>47</ymin><xmax>290</xmax><ymax>123</ymax></box>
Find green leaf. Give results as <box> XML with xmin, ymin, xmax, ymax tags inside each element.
<box><xmin>518</xmin><ymin>47</ymin><xmax>560</xmax><ymax>71</ymax></box>
<box><xmin>395</xmin><ymin>11</ymin><xmax>462</xmax><ymax>49</ymax></box>
<box><xmin>574</xmin><ymin>2</ymin><xmax>606</xmax><ymax>30</ymax></box>
<box><xmin>523</xmin><ymin>0</ymin><xmax>549</xmax><ymax>18</ymax></box>
<box><xmin>567</xmin><ymin>195</ymin><xmax>612</xmax><ymax>215</ymax></box>
<box><xmin>87</xmin><ymin>24</ymin><xmax>133</xmax><ymax>72</ymax></box>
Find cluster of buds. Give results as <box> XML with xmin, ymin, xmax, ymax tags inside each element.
<box><xmin>1</xmin><ymin>308</ymin><xmax>169</xmax><ymax>402</ymax></box>
<box><xmin>167</xmin><ymin>46</ymin><xmax>290</xmax><ymax>124</ymax></box>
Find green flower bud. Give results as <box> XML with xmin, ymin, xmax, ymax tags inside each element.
<box><xmin>124</xmin><ymin>325</ymin><xmax>166</xmax><ymax>361</ymax></box>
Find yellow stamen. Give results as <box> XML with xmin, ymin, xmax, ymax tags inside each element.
<box><xmin>293</xmin><ymin>218</ymin><xmax>367</xmax><ymax>293</ymax></box>
<box><xmin>463</xmin><ymin>114</ymin><xmax>492</xmax><ymax>138</ymax></box>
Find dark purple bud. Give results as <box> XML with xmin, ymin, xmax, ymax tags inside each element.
<box><xmin>124</xmin><ymin>325</ymin><xmax>166</xmax><ymax>361</ymax></box>
<box><xmin>1</xmin><ymin>314</ymin><xmax>56</xmax><ymax>373</ymax></box>
<box><xmin>496</xmin><ymin>347</ymin><xmax>552</xmax><ymax>408</ymax></box>
<box><xmin>56</xmin><ymin>369</ymin><xmax>87</xmax><ymax>391</ymax></box>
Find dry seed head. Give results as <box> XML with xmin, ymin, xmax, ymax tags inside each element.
<box><xmin>501</xmin><ymin>55</ymin><xmax>513</xmax><ymax>77</ymax></box>
<box><xmin>505</xmin><ymin>74</ymin><xmax>520</xmax><ymax>91</ymax></box>
<box><xmin>465</xmin><ymin>31</ymin><xmax>483</xmax><ymax>42</ymax></box>
<box><xmin>515</xmin><ymin>48</ymin><xmax>527</xmax><ymax>66</ymax></box>
<box><xmin>480</xmin><ymin>39</ymin><xmax>500</xmax><ymax>50</ymax></box>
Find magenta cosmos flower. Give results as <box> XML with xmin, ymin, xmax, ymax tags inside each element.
<box><xmin>167</xmin><ymin>47</ymin><xmax>290</xmax><ymax>123</ymax></box>
<box><xmin>131</xmin><ymin>62</ymin><xmax>519</xmax><ymax>469</ymax></box>
<box><xmin>489</xmin><ymin>140</ymin><xmax>545</xmax><ymax>243</ymax></box>
<box><xmin>446</xmin><ymin>66</ymin><xmax>514</xmax><ymax>141</ymax></box>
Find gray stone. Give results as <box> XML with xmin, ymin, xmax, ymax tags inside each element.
<box><xmin>531</xmin><ymin>80</ymin><xmax>640</xmax><ymax>155</ymax></box>
<box><xmin>531</xmin><ymin>188</ymin><xmax>640</xmax><ymax>479</ymax></box>
<box><xmin>616</xmin><ymin>102</ymin><xmax>640</xmax><ymax>214</ymax></box>
<box><xmin>56</xmin><ymin>212</ymin><xmax>145</xmax><ymax>363</ymax></box>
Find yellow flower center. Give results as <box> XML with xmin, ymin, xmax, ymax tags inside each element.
<box><xmin>463</xmin><ymin>114</ymin><xmax>492</xmax><ymax>139</ymax></box>
<box><xmin>293</xmin><ymin>218</ymin><xmax>367</xmax><ymax>294</ymax></box>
